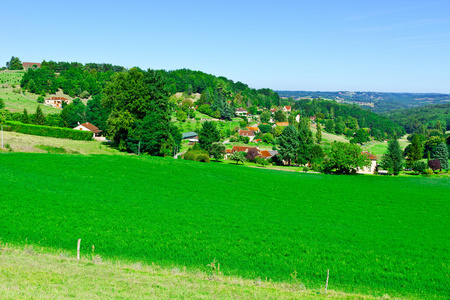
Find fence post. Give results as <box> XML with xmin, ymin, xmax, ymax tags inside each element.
<box><xmin>77</xmin><ymin>239</ymin><xmax>81</xmax><ymax>261</ymax></box>
<box><xmin>325</xmin><ymin>269</ymin><xmax>329</xmax><ymax>295</ymax></box>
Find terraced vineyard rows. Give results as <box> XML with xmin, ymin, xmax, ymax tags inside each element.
<box><xmin>0</xmin><ymin>153</ymin><xmax>448</xmax><ymax>298</ymax></box>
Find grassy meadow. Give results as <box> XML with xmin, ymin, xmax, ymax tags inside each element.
<box><xmin>0</xmin><ymin>153</ymin><xmax>448</xmax><ymax>299</ymax></box>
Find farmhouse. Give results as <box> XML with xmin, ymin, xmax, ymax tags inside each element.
<box><xmin>22</xmin><ymin>62</ymin><xmax>41</xmax><ymax>70</ymax></box>
<box><xmin>73</xmin><ymin>122</ymin><xmax>102</xmax><ymax>137</ymax></box>
<box><xmin>357</xmin><ymin>151</ymin><xmax>378</xmax><ymax>174</ymax></box>
<box><xmin>44</xmin><ymin>97</ymin><xmax>69</xmax><ymax>109</ymax></box>
<box><xmin>239</xmin><ymin>130</ymin><xmax>256</xmax><ymax>141</ymax></box>
<box><xmin>235</xmin><ymin>107</ymin><xmax>248</xmax><ymax>116</ymax></box>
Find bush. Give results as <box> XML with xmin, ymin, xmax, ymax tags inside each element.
<box><xmin>412</xmin><ymin>161</ymin><xmax>427</xmax><ymax>174</ymax></box>
<box><xmin>239</xmin><ymin>136</ymin><xmax>250</xmax><ymax>144</ymax></box>
<box><xmin>428</xmin><ymin>159</ymin><xmax>441</xmax><ymax>171</ymax></box>
<box><xmin>183</xmin><ymin>149</ymin><xmax>210</xmax><ymax>163</ymax></box>
<box><xmin>37</xmin><ymin>96</ymin><xmax>44</xmax><ymax>103</ymax></box>
<box><xmin>303</xmin><ymin>167</ymin><xmax>309</xmax><ymax>172</ymax></box>
<box><xmin>6</xmin><ymin>121</ymin><xmax>93</xmax><ymax>141</ymax></box>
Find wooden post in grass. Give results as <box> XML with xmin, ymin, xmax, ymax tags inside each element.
<box><xmin>325</xmin><ymin>269</ymin><xmax>329</xmax><ymax>295</ymax></box>
<box><xmin>77</xmin><ymin>239</ymin><xmax>81</xmax><ymax>261</ymax></box>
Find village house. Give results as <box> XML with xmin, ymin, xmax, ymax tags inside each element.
<box><xmin>44</xmin><ymin>97</ymin><xmax>70</xmax><ymax>109</ymax></box>
<box><xmin>357</xmin><ymin>151</ymin><xmax>378</xmax><ymax>174</ymax></box>
<box><xmin>270</xmin><ymin>108</ymin><xmax>277</xmax><ymax>114</ymax></box>
<box><xmin>282</xmin><ymin>106</ymin><xmax>291</xmax><ymax>112</ymax></box>
<box><xmin>239</xmin><ymin>130</ymin><xmax>256</xmax><ymax>141</ymax></box>
<box><xmin>22</xmin><ymin>62</ymin><xmax>41</xmax><ymax>70</ymax></box>
<box><xmin>73</xmin><ymin>122</ymin><xmax>102</xmax><ymax>137</ymax></box>
<box><xmin>235</xmin><ymin>107</ymin><xmax>248</xmax><ymax>117</ymax></box>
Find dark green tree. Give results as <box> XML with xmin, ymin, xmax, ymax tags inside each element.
<box><xmin>21</xmin><ymin>108</ymin><xmax>30</xmax><ymax>124</ymax></box>
<box><xmin>381</xmin><ymin>137</ymin><xmax>403</xmax><ymax>175</ymax></box>
<box><xmin>276</xmin><ymin>125</ymin><xmax>299</xmax><ymax>165</ymax></box>
<box><xmin>33</xmin><ymin>105</ymin><xmax>46</xmax><ymax>125</ymax></box>
<box><xmin>7</xmin><ymin>56</ymin><xmax>22</xmax><ymax>70</ymax></box>
<box><xmin>350</xmin><ymin>128</ymin><xmax>370</xmax><ymax>145</ymax></box>
<box><xmin>434</xmin><ymin>142</ymin><xmax>449</xmax><ymax>170</ymax></box>
<box><xmin>316</xmin><ymin>123</ymin><xmax>322</xmax><ymax>144</ymax></box>
<box><xmin>198</xmin><ymin>121</ymin><xmax>221</xmax><ymax>153</ymax></box>
<box><xmin>297</xmin><ymin>118</ymin><xmax>314</xmax><ymax>165</ymax></box>
<box><xmin>274</xmin><ymin>110</ymin><xmax>286</xmax><ymax>122</ymax></box>
<box><xmin>0</xmin><ymin>98</ymin><xmax>5</xmax><ymax>109</ymax></box>
<box><xmin>404</xmin><ymin>134</ymin><xmax>423</xmax><ymax>167</ymax></box>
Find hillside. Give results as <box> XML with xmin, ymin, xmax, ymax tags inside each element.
<box><xmin>1</xmin><ymin>153</ymin><xmax>448</xmax><ymax>299</ymax></box>
<box><xmin>0</xmin><ymin>71</ymin><xmax>59</xmax><ymax>114</ymax></box>
<box><xmin>382</xmin><ymin>103</ymin><xmax>450</xmax><ymax>133</ymax></box>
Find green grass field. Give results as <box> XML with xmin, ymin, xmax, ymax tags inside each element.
<box><xmin>0</xmin><ymin>153</ymin><xmax>448</xmax><ymax>299</ymax></box>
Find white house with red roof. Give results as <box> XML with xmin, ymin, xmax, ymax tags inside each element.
<box><xmin>282</xmin><ymin>106</ymin><xmax>291</xmax><ymax>112</ymax></box>
<box><xmin>357</xmin><ymin>151</ymin><xmax>378</xmax><ymax>174</ymax></box>
<box><xmin>44</xmin><ymin>96</ymin><xmax>70</xmax><ymax>109</ymax></box>
<box><xmin>73</xmin><ymin>122</ymin><xmax>102</xmax><ymax>137</ymax></box>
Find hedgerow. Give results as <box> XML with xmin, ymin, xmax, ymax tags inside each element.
<box><xmin>5</xmin><ymin>121</ymin><xmax>92</xmax><ymax>140</ymax></box>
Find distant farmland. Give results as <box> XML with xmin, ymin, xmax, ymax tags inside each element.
<box><xmin>0</xmin><ymin>153</ymin><xmax>448</xmax><ymax>298</ymax></box>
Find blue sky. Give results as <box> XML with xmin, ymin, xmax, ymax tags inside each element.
<box><xmin>1</xmin><ymin>0</ymin><xmax>449</xmax><ymax>93</ymax></box>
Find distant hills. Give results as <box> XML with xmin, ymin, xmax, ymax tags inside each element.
<box><xmin>277</xmin><ymin>91</ymin><xmax>450</xmax><ymax>114</ymax></box>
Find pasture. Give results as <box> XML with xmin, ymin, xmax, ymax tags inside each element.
<box><xmin>0</xmin><ymin>153</ymin><xmax>448</xmax><ymax>298</ymax></box>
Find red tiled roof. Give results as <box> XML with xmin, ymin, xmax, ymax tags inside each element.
<box><xmin>46</xmin><ymin>96</ymin><xmax>69</xmax><ymax>101</ymax></box>
<box><xmin>259</xmin><ymin>150</ymin><xmax>272</xmax><ymax>158</ymax></box>
<box><xmin>270</xmin><ymin>108</ymin><xmax>277</xmax><ymax>113</ymax></box>
<box><xmin>276</xmin><ymin>122</ymin><xmax>289</xmax><ymax>126</ymax></box>
<box><xmin>22</xmin><ymin>62</ymin><xmax>41</xmax><ymax>68</ymax></box>
<box><xmin>246</xmin><ymin>126</ymin><xmax>259</xmax><ymax>131</ymax></box>
<box><xmin>362</xmin><ymin>151</ymin><xmax>377</xmax><ymax>160</ymax></box>
<box><xmin>231</xmin><ymin>146</ymin><xmax>259</xmax><ymax>153</ymax></box>
<box><xmin>284</xmin><ymin>106</ymin><xmax>291</xmax><ymax>110</ymax></box>
<box><xmin>239</xmin><ymin>130</ymin><xmax>255</xmax><ymax>136</ymax></box>
<box><xmin>254</xmin><ymin>139</ymin><xmax>262</xmax><ymax>143</ymax></box>
<box><xmin>80</xmin><ymin>122</ymin><xmax>102</xmax><ymax>133</ymax></box>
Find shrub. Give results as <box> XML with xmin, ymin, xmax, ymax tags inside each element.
<box><xmin>6</xmin><ymin>121</ymin><xmax>93</xmax><ymax>141</ymax></box>
<box><xmin>303</xmin><ymin>167</ymin><xmax>309</xmax><ymax>172</ymax></box>
<box><xmin>412</xmin><ymin>161</ymin><xmax>427</xmax><ymax>174</ymax></box>
<box><xmin>428</xmin><ymin>159</ymin><xmax>441</xmax><ymax>171</ymax></box>
<box><xmin>183</xmin><ymin>149</ymin><xmax>210</xmax><ymax>163</ymax></box>
<box><xmin>37</xmin><ymin>96</ymin><xmax>44</xmax><ymax>103</ymax></box>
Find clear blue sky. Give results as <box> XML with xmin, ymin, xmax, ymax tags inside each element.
<box><xmin>1</xmin><ymin>0</ymin><xmax>449</xmax><ymax>93</ymax></box>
